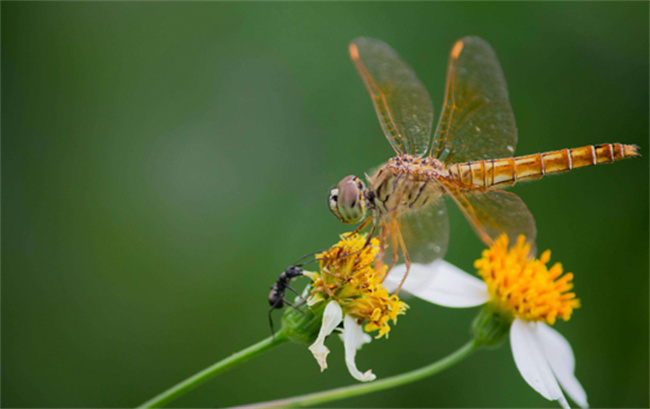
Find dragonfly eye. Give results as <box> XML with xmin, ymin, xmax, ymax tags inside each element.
<box><xmin>329</xmin><ymin>175</ymin><xmax>367</xmax><ymax>224</ymax></box>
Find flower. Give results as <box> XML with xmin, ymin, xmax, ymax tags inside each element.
<box><xmin>475</xmin><ymin>235</ymin><xmax>580</xmax><ymax>325</ymax></box>
<box><xmin>305</xmin><ymin>233</ymin><xmax>408</xmax><ymax>382</ymax></box>
<box><xmin>384</xmin><ymin>234</ymin><xmax>588</xmax><ymax>409</ymax></box>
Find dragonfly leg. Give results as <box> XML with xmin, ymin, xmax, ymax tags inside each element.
<box><xmin>375</xmin><ymin>220</ymin><xmax>388</xmax><ymax>277</ymax></box>
<box><xmin>322</xmin><ymin>267</ymin><xmax>353</xmax><ymax>289</ymax></box>
<box><xmin>384</xmin><ymin>218</ymin><xmax>400</xmax><ymax>277</ymax></box>
<box><xmin>322</xmin><ymin>284</ymin><xmax>343</xmax><ymax>303</ymax></box>
<box><xmin>345</xmin><ymin>217</ymin><xmax>372</xmax><ymax>238</ymax></box>
<box><xmin>362</xmin><ymin>220</ymin><xmax>377</xmax><ymax>249</ymax></box>
<box><xmin>313</xmin><ymin>268</ymin><xmax>345</xmax><ymax>303</ymax></box>
<box><xmin>394</xmin><ymin>222</ymin><xmax>411</xmax><ymax>294</ymax></box>
<box><xmin>337</xmin><ymin>219</ymin><xmax>378</xmax><ymax>262</ymax></box>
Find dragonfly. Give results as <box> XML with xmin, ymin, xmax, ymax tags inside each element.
<box><xmin>327</xmin><ymin>36</ymin><xmax>639</xmax><ymax>290</ymax></box>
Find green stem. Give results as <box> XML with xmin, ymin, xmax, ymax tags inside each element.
<box><xmin>235</xmin><ymin>339</ymin><xmax>480</xmax><ymax>409</ymax></box>
<box><xmin>138</xmin><ymin>333</ymin><xmax>289</xmax><ymax>408</ymax></box>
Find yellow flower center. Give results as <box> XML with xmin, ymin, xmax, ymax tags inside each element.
<box><xmin>307</xmin><ymin>233</ymin><xmax>407</xmax><ymax>338</ymax></box>
<box><xmin>474</xmin><ymin>234</ymin><xmax>580</xmax><ymax>325</ymax></box>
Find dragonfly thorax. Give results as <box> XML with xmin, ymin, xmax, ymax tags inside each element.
<box><xmin>368</xmin><ymin>155</ymin><xmax>447</xmax><ymax>216</ymax></box>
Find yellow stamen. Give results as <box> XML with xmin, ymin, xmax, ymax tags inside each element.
<box><xmin>308</xmin><ymin>233</ymin><xmax>408</xmax><ymax>338</ymax></box>
<box><xmin>474</xmin><ymin>234</ymin><xmax>580</xmax><ymax>325</ymax></box>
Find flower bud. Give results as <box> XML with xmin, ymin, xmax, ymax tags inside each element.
<box><xmin>472</xmin><ymin>304</ymin><xmax>512</xmax><ymax>347</ymax></box>
<box><xmin>279</xmin><ymin>300</ymin><xmax>326</xmax><ymax>344</ymax></box>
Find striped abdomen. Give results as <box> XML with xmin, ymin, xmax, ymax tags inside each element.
<box><xmin>447</xmin><ymin>143</ymin><xmax>639</xmax><ymax>188</ymax></box>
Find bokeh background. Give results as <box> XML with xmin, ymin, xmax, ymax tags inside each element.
<box><xmin>3</xmin><ymin>2</ymin><xmax>648</xmax><ymax>408</ymax></box>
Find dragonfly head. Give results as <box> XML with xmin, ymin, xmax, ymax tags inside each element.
<box><xmin>328</xmin><ymin>175</ymin><xmax>367</xmax><ymax>224</ymax></box>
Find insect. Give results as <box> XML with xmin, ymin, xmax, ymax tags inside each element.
<box><xmin>268</xmin><ymin>265</ymin><xmax>304</xmax><ymax>336</ymax></box>
<box><xmin>327</xmin><ymin>37</ymin><xmax>639</xmax><ymax>290</ymax></box>
<box><xmin>267</xmin><ymin>250</ymin><xmax>323</xmax><ymax>336</ymax></box>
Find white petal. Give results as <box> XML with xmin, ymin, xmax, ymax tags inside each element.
<box><xmin>536</xmin><ymin>323</ymin><xmax>589</xmax><ymax>408</ymax></box>
<box><xmin>384</xmin><ymin>261</ymin><xmax>489</xmax><ymax>307</ymax></box>
<box><xmin>510</xmin><ymin>319</ymin><xmax>569</xmax><ymax>409</ymax></box>
<box><xmin>383</xmin><ymin>263</ymin><xmax>433</xmax><ymax>293</ymax></box>
<box><xmin>308</xmin><ymin>301</ymin><xmax>342</xmax><ymax>372</ymax></box>
<box><xmin>341</xmin><ymin>314</ymin><xmax>376</xmax><ymax>382</ymax></box>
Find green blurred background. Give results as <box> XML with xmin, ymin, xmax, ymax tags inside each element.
<box><xmin>3</xmin><ymin>2</ymin><xmax>648</xmax><ymax>408</ymax></box>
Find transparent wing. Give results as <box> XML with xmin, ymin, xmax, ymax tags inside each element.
<box><xmin>394</xmin><ymin>198</ymin><xmax>449</xmax><ymax>264</ymax></box>
<box><xmin>437</xmin><ymin>177</ymin><xmax>537</xmax><ymax>255</ymax></box>
<box><xmin>350</xmin><ymin>37</ymin><xmax>434</xmax><ymax>157</ymax></box>
<box><xmin>430</xmin><ymin>37</ymin><xmax>518</xmax><ymax>163</ymax></box>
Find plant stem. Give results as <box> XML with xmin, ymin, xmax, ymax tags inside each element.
<box><xmin>235</xmin><ymin>339</ymin><xmax>480</xmax><ymax>409</ymax></box>
<box><xmin>138</xmin><ymin>334</ymin><xmax>289</xmax><ymax>408</ymax></box>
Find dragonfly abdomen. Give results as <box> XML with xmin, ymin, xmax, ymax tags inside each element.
<box><xmin>448</xmin><ymin>143</ymin><xmax>639</xmax><ymax>188</ymax></box>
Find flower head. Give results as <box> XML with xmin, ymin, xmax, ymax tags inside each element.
<box><xmin>307</xmin><ymin>233</ymin><xmax>407</xmax><ymax>338</ymax></box>
<box><xmin>305</xmin><ymin>233</ymin><xmax>408</xmax><ymax>381</ymax></box>
<box><xmin>475</xmin><ymin>235</ymin><xmax>580</xmax><ymax>325</ymax></box>
<box><xmin>384</xmin><ymin>234</ymin><xmax>588</xmax><ymax>409</ymax></box>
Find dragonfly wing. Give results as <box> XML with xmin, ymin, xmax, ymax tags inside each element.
<box><xmin>392</xmin><ymin>198</ymin><xmax>450</xmax><ymax>264</ymax></box>
<box><xmin>438</xmin><ymin>177</ymin><xmax>537</xmax><ymax>255</ymax></box>
<box><xmin>350</xmin><ymin>37</ymin><xmax>434</xmax><ymax>157</ymax></box>
<box><xmin>430</xmin><ymin>37</ymin><xmax>518</xmax><ymax>163</ymax></box>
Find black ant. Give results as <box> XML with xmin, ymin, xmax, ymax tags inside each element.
<box><xmin>268</xmin><ymin>250</ymin><xmax>324</xmax><ymax>336</ymax></box>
